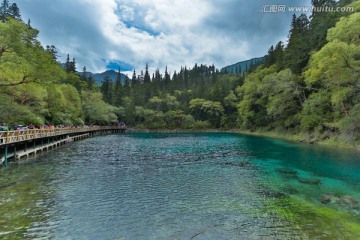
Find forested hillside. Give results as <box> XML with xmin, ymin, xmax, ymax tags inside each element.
<box><xmin>97</xmin><ymin>0</ymin><xmax>359</xmax><ymax>145</ymax></box>
<box><xmin>0</xmin><ymin>0</ymin><xmax>359</xmax><ymax>146</ymax></box>
<box><xmin>236</xmin><ymin>0</ymin><xmax>360</xmax><ymax>144</ymax></box>
<box><xmin>0</xmin><ymin>1</ymin><xmax>123</xmax><ymax>126</ymax></box>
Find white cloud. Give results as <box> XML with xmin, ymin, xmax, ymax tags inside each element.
<box><xmin>18</xmin><ymin>0</ymin><xmax>311</xmax><ymax>75</ymax></box>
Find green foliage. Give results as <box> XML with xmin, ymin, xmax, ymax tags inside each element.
<box><xmin>262</xmin><ymin>69</ymin><xmax>304</xmax><ymax>129</ymax></box>
<box><xmin>189</xmin><ymin>98</ymin><xmax>224</xmax><ymax>127</ymax></box>
<box><xmin>47</xmin><ymin>84</ymin><xmax>82</xmax><ymax>125</ymax></box>
<box><xmin>237</xmin><ymin>66</ymin><xmax>277</xmax><ymax>130</ymax></box>
<box><xmin>0</xmin><ymin>19</ymin><xmax>66</xmax><ymax>87</ymax></box>
<box><xmin>101</xmin><ymin>76</ymin><xmax>113</xmax><ymax>104</ymax></box>
<box><xmin>340</xmin><ymin>104</ymin><xmax>360</xmax><ymax>142</ymax></box>
<box><xmin>0</xmin><ymin>94</ymin><xmax>43</xmax><ymax>125</ymax></box>
<box><xmin>284</xmin><ymin>14</ymin><xmax>311</xmax><ymax>74</ymax></box>
<box><xmin>0</xmin><ymin>0</ymin><xmax>21</xmax><ymax>22</ymax></box>
<box><xmin>81</xmin><ymin>92</ymin><xmax>119</xmax><ymax>125</ymax></box>
<box><xmin>164</xmin><ymin>110</ymin><xmax>186</xmax><ymax>129</ymax></box>
<box><xmin>1</xmin><ymin>1</ymin><xmax>359</xmax><ymax>149</ymax></box>
<box><xmin>327</xmin><ymin>12</ymin><xmax>360</xmax><ymax>45</ymax></box>
<box><xmin>182</xmin><ymin>114</ymin><xmax>195</xmax><ymax>129</ymax></box>
<box><xmin>300</xmin><ymin>91</ymin><xmax>333</xmax><ymax>131</ymax></box>
<box><xmin>349</xmin><ymin>0</ymin><xmax>360</xmax><ymax>12</ymax></box>
<box><xmin>264</xmin><ymin>41</ymin><xmax>284</xmax><ymax>69</ymax></box>
<box><xmin>305</xmin><ymin>13</ymin><xmax>360</xmax><ymax>121</ymax></box>
<box><xmin>191</xmin><ymin>121</ymin><xmax>212</xmax><ymax>129</ymax></box>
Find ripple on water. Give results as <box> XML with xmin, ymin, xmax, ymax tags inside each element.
<box><xmin>1</xmin><ymin>133</ymin><xmax>360</xmax><ymax>239</ymax></box>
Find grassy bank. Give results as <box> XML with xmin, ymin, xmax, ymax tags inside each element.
<box><xmin>227</xmin><ymin>129</ymin><xmax>360</xmax><ymax>151</ymax></box>
<box><xmin>126</xmin><ymin>127</ymin><xmax>360</xmax><ymax>151</ymax></box>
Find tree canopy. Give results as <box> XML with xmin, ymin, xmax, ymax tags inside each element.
<box><xmin>1</xmin><ymin>0</ymin><xmax>359</xmax><ymax>146</ymax></box>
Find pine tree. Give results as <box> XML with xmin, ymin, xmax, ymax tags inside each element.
<box><xmin>9</xmin><ymin>3</ymin><xmax>20</xmax><ymax>20</ymax></box>
<box><xmin>144</xmin><ymin>63</ymin><xmax>151</xmax><ymax>84</ymax></box>
<box><xmin>309</xmin><ymin>0</ymin><xmax>338</xmax><ymax>51</ymax></box>
<box><xmin>152</xmin><ymin>68</ymin><xmax>161</xmax><ymax>96</ymax></box>
<box><xmin>264</xmin><ymin>45</ymin><xmax>275</xmax><ymax>67</ymax></box>
<box><xmin>0</xmin><ymin>1</ymin><xmax>21</xmax><ymax>21</ymax></box>
<box><xmin>131</xmin><ymin>69</ymin><xmax>137</xmax><ymax>86</ymax></box>
<box><xmin>143</xmin><ymin>63</ymin><xmax>151</xmax><ymax>102</ymax></box>
<box><xmin>65</xmin><ymin>54</ymin><xmax>71</xmax><ymax>72</ymax></box>
<box><xmin>70</xmin><ymin>57</ymin><xmax>76</xmax><ymax>72</ymax></box>
<box><xmin>101</xmin><ymin>76</ymin><xmax>113</xmax><ymax>104</ymax></box>
<box><xmin>46</xmin><ymin>45</ymin><xmax>58</xmax><ymax>61</ymax></box>
<box><xmin>272</xmin><ymin>41</ymin><xmax>284</xmax><ymax>69</ymax></box>
<box><xmin>0</xmin><ymin>0</ymin><xmax>9</xmax><ymax>22</ymax></box>
<box><xmin>81</xmin><ymin>66</ymin><xmax>87</xmax><ymax>82</ymax></box>
<box><xmin>123</xmin><ymin>74</ymin><xmax>130</xmax><ymax>96</ymax></box>
<box><xmin>87</xmin><ymin>74</ymin><xmax>95</xmax><ymax>91</ymax></box>
<box><xmin>163</xmin><ymin>66</ymin><xmax>171</xmax><ymax>91</ymax></box>
<box><xmin>113</xmin><ymin>68</ymin><xmax>123</xmax><ymax>106</ymax></box>
<box><xmin>284</xmin><ymin>14</ymin><xmax>311</xmax><ymax>74</ymax></box>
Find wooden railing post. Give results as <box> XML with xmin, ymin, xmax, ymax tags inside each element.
<box><xmin>4</xmin><ymin>145</ymin><xmax>8</xmax><ymax>168</ymax></box>
<box><xmin>5</xmin><ymin>130</ymin><xmax>8</xmax><ymax>144</ymax></box>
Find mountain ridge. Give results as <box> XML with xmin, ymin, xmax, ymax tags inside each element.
<box><xmin>221</xmin><ymin>57</ymin><xmax>265</xmax><ymax>74</ymax></box>
<box><xmin>77</xmin><ymin>70</ymin><xmax>129</xmax><ymax>85</ymax></box>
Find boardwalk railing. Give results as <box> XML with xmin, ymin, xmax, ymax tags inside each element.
<box><xmin>0</xmin><ymin>127</ymin><xmax>126</xmax><ymax>145</ymax></box>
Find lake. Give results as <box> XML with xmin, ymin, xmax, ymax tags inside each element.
<box><xmin>1</xmin><ymin>133</ymin><xmax>360</xmax><ymax>239</ymax></box>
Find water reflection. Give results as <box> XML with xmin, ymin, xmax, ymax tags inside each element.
<box><xmin>0</xmin><ymin>133</ymin><xmax>360</xmax><ymax>239</ymax></box>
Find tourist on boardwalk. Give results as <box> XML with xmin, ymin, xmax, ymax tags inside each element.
<box><xmin>0</xmin><ymin>123</ymin><xmax>9</xmax><ymax>131</ymax></box>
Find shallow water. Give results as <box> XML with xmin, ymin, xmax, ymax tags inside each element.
<box><xmin>1</xmin><ymin>133</ymin><xmax>360</xmax><ymax>239</ymax></box>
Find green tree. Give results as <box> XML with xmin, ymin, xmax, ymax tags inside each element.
<box><xmin>305</xmin><ymin>13</ymin><xmax>360</xmax><ymax>119</ymax></box>
<box><xmin>82</xmin><ymin>91</ymin><xmax>119</xmax><ymax>125</ymax></box>
<box><xmin>261</xmin><ymin>69</ymin><xmax>304</xmax><ymax>129</ymax></box>
<box><xmin>163</xmin><ymin>66</ymin><xmax>171</xmax><ymax>91</ymax></box>
<box><xmin>162</xmin><ymin>94</ymin><xmax>180</xmax><ymax>112</ymax></box>
<box><xmin>189</xmin><ymin>98</ymin><xmax>224</xmax><ymax>127</ymax></box>
<box><xmin>81</xmin><ymin>66</ymin><xmax>87</xmax><ymax>82</ymax></box>
<box><xmin>8</xmin><ymin>2</ymin><xmax>20</xmax><ymax>20</ymax></box>
<box><xmin>236</xmin><ymin>66</ymin><xmax>277</xmax><ymax>130</ymax></box>
<box><xmin>0</xmin><ymin>19</ymin><xmax>64</xmax><ymax>87</ymax></box>
<box><xmin>46</xmin><ymin>84</ymin><xmax>82</xmax><ymax>125</ymax></box>
<box><xmin>131</xmin><ymin>69</ymin><xmax>138</xmax><ymax>86</ymax></box>
<box><xmin>64</xmin><ymin>54</ymin><xmax>71</xmax><ymax>72</ymax></box>
<box><xmin>284</xmin><ymin>14</ymin><xmax>311</xmax><ymax>74</ymax></box>
<box><xmin>143</xmin><ymin>63</ymin><xmax>151</xmax><ymax>102</ymax></box>
<box><xmin>101</xmin><ymin>76</ymin><xmax>113</xmax><ymax>104</ymax></box>
<box><xmin>113</xmin><ymin>68</ymin><xmax>123</xmax><ymax>106</ymax></box>
<box><xmin>0</xmin><ymin>0</ymin><xmax>10</xmax><ymax>22</ymax></box>
<box><xmin>148</xmin><ymin>96</ymin><xmax>163</xmax><ymax>111</ymax></box>
<box><xmin>0</xmin><ymin>93</ymin><xmax>43</xmax><ymax>125</ymax></box>
<box><xmin>46</xmin><ymin>45</ymin><xmax>58</xmax><ymax>61</ymax></box>
<box><xmin>0</xmin><ymin>1</ymin><xmax>21</xmax><ymax>21</ymax></box>
<box><xmin>87</xmin><ymin>74</ymin><xmax>95</xmax><ymax>91</ymax></box>
<box><xmin>308</xmin><ymin>0</ymin><xmax>339</xmax><ymax>51</ymax></box>
<box><xmin>327</xmin><ymin>12</ymin><xmax>360</xmax><ymax>45</ymax></box>
<box><xmin>300</xmin><ymin>90</ymin><xmax>333</xmax><ymax>131</ymax></box>
<box><xmin>340</xmin><ymin>104</ymin><xmax>360</xmax><ymax>142</ymax></box>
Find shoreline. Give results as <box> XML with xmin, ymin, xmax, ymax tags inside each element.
<box><xmin>125</xmin><ymin>128</ymin><xmax>360</xmax><ymax>152</ymax></box>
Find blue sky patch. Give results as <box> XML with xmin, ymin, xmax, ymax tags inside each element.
<box><xmin>106</xmin><ymin>60</ymin><xmax>133</xmax><ymax>72</ymax></box>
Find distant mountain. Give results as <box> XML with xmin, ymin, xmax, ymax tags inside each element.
<box><xmin>77</xmin><ymin>70</ymin><xmax>129</xmax><ymax>85</ymax></box>
<box><xmin>221</xmin><ymin>57</ymin><xmax>265</xmax><ymax>74</ymax></box>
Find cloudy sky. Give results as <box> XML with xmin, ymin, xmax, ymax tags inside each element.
<box><xmin>18</xmin><ymin>0</ymin><xmax>311</xmax><ymax>75</ymax></box>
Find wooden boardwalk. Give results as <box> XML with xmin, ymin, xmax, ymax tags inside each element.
<box><xmin>0</xmin><ymin>126</ymin><xmax>125</xmax><ymax>145</ymax></box>
<box><xmin>0</xmin><ymin>126</ymin><xmax>126</xmax><ymax>167</ymax></box>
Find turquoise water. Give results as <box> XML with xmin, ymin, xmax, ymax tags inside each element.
<box><xmin>1</xmin><ymin>133</ymin><xmax>360</xmax><ymax>239</ymax></box>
